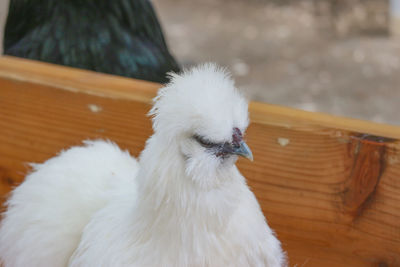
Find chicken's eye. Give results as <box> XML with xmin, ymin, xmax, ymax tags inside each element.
<box><xmin>193</xmin><ymin>135</ymin><xmax>218</xmax><ymax>148</ymax></box>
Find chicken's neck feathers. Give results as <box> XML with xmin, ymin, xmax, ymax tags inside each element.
<box><xmin>134</xmin><ymin>134</ymin><xmax>246</xmax><ymax>229</ymax></box>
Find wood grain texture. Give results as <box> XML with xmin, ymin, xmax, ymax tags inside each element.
<box><xmin>0</xmin><ymin>56</ymin><xmax>399</xmax><ymax>266</ymax></box>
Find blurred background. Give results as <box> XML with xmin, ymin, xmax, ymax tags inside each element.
<box><xmin>1</xmin><ymin>0</ymin><xmax>399</xmax><ymax>125</ymax></box>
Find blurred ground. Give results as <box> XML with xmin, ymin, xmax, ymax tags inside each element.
<box><xmin>153</xmin><ymin>0</ymin><xmax>400</xmax><ymax>126</ymax></box>
<box><xmin>0</xmin><ymin>0</ymin><xmax>9</xmax><ymax>54</ymax></box>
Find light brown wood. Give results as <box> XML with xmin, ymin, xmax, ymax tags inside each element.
<box><xmin>0</xmin><ymin>56</ymin><xmax>160</xmax><ymax>103</ymax></box>
<box><xmin>0</xmin><ymin>56</ymin><xmax>399</xmax><ymax>266</ymax></box>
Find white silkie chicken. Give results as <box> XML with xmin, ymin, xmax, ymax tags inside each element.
<box><xmin>0</xmin><ymin>64</ymin><xmax>286</xmax><ymax>267</ymax></box>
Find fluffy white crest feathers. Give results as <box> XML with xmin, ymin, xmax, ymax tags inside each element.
<box><xmin>150</xmin><ymin>63</ymin><xmax>249</xmax><ymax>142</ymax></box>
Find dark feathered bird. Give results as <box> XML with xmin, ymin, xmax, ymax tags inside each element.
<box><xmin>3</xmin><ymin>0</ymin><xmax>180</xmax><ymax>83</ymax></box>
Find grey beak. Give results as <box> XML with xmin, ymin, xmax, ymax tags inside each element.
<box><xmin>232</xmin><ymin>141</ymin><xmax>253</xmax><ymax>161</ymax></box>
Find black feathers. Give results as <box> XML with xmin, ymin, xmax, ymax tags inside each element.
<box><xmin>4</xmin><ymin>0</ymin><xmax>180</xmax><ymax>83</ymax></box>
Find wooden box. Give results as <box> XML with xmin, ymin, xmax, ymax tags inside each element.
<box><xmin>0</xmin><ymin>56</ymin><xmax>399</xmax><ymax>266</ymax></box>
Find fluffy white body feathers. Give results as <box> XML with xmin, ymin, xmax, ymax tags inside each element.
<box><xmin>0</xmin><ymin>64</ymin><xmax>286</xmax><ymax>267</ymax></box>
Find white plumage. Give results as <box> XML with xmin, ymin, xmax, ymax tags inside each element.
<box><xmin>0</xmin><ymin>64</ymin><xmax>286</xmax><ymax>267</ymax></box>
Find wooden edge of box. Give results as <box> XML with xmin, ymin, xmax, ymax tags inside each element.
<box><xmin>1</xmin><ymin>55</ymin><xmax>399</xmax><ymax>140</ymax></box>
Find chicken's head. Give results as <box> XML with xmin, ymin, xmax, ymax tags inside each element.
<box><xmin>149</xmin><ymin>63</ymin><xmax>252</xmax><ymax>187</ymax></box>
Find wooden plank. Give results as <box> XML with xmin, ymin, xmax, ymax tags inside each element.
<box><xmin>0</xmin><ymin>56</ymin><xmax>160</xmax><ymax>103</ymax></box>
<box><xmin>1</xmin><ymin>56</ymin><xmax>400</xmax><ymax>139</ymax></box>
<box><xmin>0</xmin><ymin>56</ymin><xmax>399</xmax><ymax>266</ymax></box>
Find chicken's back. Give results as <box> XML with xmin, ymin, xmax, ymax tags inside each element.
<box><xmin>0</xmin><ymin>140</ymin><xmax>139</xmax><ymax>267</ymax></box>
